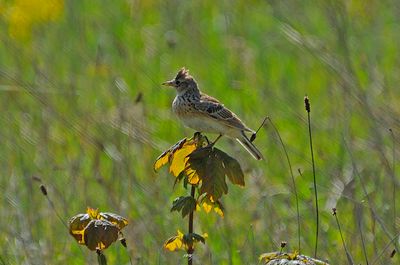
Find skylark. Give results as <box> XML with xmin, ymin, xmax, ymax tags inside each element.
<box><xmin>162</xmin><ymin>67</ymin><xmax>263</xmax><ymax>160</ymax></box>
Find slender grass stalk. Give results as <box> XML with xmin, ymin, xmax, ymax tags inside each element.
<box><xmin>332</xmin><ymin>208</ymin><xmax>354</xmax><ymax>265</ymax></box>
<box><xmin>268</xmin><ymin>117</ymin><xmax>301</xmax><ymax>251</ymax></box>
<box><xmin>249</xmin><ymin>224</ymin><xmax>257</xmax><ymax>262</ymax></box>
<box><xmin>356</xmin><ymin>204</ymin><xmax>369</xmax><ymax>265</ymax></box>
<box><xmin>188</xmin><ymin>185</ymin><xmax>196</xmax><ymax>265</ymax></box>
<box><xmin>344</xmin><ymin>139</ymin><xmax>399</xmax><ymax>254</ymax></box>
<box><xmin>371</xmin><ymin>232</ymin><xmax>400</xmax><ymax>265</ymax></box>
<box><xmin>37</xmin><ymin>181</ymin><xmax>69</xmax><ymax>230</ymax></box>
<box><xmin>35</xmin><ymin>178</ymin><xmax>86</xmax><ymax>258</ymax></box>
<box><xmin>250</xmin><ymin>116</ymin><xmax>268</xmax><ymax>142</ymax></box>
<box><xmin>304</xmin><ymin>96</ymin><xmax>319</xmax><ymax>258</ymax></box>
<box><xmin>389</xmin><ymin>129</ymin><xmax>397</xmax><ymax>238</ymax></box>
<box><xmin>120</xmin><ymin>237</ymin><xmax>133</xmax><ymax>265</ymax></box>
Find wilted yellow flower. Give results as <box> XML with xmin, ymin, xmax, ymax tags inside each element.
<box><xmin>69</xmin><ymin>208</ymin><xmax>128</xmax><ymax>251</ymax></box>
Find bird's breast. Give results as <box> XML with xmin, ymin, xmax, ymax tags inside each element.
<box><xmin>172</xmin><ymin>96</ymin><xmax>191</xmax><ymax>116</ymax></box>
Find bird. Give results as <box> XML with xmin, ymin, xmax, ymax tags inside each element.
<box><xmin>162</xmin><ymin>67</ymin><xmax>263</xmax><ymax>160</ymax></box>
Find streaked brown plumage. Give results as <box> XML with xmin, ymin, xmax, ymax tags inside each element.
<box><xmin>162</xmin><ymin>67</ymin><xmax>263</xmax><ymax>160</ymax></box>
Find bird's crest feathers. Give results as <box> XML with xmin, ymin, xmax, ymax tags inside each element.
<box><xmin>176</xmin><ymin>67</ymin><xmax>191</xmax><ymax>80</ymax></box>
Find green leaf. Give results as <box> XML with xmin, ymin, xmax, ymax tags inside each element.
<box><xmin>173</xmin><ymin>171</ymin><xmax>186</xmax><ymax>188</ymax></box>
<box><xmin>189</xmin><ymin>233</ymin><xmax>206</xmax><ymax>244</ymax></box>
<box><xmin>215</xmin><ymin>148</ymin><xmax>245</xmax><ymax>186</ymax></box>
<box><xmin>199</xmin><ymin>161</ymin><xmax>228</xmax><ymax>201</ymax></box>
<box><xmin>195</xmin><ymin>149</ymin><xmax>228</xmax><ymax>201</ymax></box>
<box><xmin>171</xmin><ymin>196</ymin><xmax>196</xmax><ymax>218</ymax></box>
<box><xmin>182</xmin><ymin>232</ymin><xmax>208</xmax><ymax>247</ymax></box>
<box><xmin>184</xmin><ymin>146</ymin><xmax>213</xmax><ymax>184</ymax></box>
<box><xmin>186</xmin><ymin>146</ymin><xmax>245</xmax><ymax>201</ymax></box>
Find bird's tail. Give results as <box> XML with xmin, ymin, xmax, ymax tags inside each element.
<box><xmin>236</xmin><ymin>131</ymin><xmax>263</xmax><ymax>160</ymax></box>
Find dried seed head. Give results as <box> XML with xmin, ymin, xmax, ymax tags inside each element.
<box><xmin>332</xmin><ymin>208</ymin><xmax>337</xmax><ymax>216</ymax></box>
<box><xmin>280</xmin><ymin>241</ymin><xmax>287</xmax><ymax>248</ymax></box>
<box><xmin>135</xmin><ymin>92</ymin><xmax>143</xmax><ymax>103</ymax></box>
<box><xmin>40</xmin><ymin>184</ymin><xmax>48</xmax><ymax>196</ymax></box>
<box><xmin>304</xmin><ymin>96</ymin><xmax>310</xmax><ymax>113</ymax></box>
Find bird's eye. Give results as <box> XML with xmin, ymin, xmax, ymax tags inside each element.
<box><xmin>175</xmin><ymin>80</ymin><xmax>180</xmax><ymax>85</ymax></box>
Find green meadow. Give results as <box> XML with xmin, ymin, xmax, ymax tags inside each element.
<box><xmin>1</xmin><ymin>0</ymin><xmax>399</xmax><ymax>264</ymax></box>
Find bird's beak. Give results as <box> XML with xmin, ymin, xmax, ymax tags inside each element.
<box><xmin>162</xmin><ymin>79</ymin><xmax>175</xmax><ymax>87</ymax></box>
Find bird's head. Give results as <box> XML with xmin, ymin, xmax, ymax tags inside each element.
<box><xmin>162</xmin><ymin>67</ymin><xmax>198</xmax><ymax>95</ymax></box>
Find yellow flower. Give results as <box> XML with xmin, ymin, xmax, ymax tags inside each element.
<box><xmin>4</xmin><ymin>0</ymin><xmax>64</xmax><ymax>41</ymax></box>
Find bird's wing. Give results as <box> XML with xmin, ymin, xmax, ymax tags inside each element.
<box><xmin>192</xmin><ymin>93</ymin><xmax>253</xmax><ymax>132</ymax></box>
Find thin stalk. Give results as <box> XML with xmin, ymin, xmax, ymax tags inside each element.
<box><xmin>119</xmin><ymin>237</ymin><xmax>133</xmax><ymax>265</ymax></box>
<box><xmin>332</xmin><ymin>208</ymin><xmax>354</xmax><ymax>265</ymax></box>
<box><xmin>40</xmin><ymin>184</ymin><xmax>69</xmax><ymax>230</ymax></box>
<box><xmin>344</xmin><ymin>139</ymin><xmax>399</xmax><ymax>254</ymax></box>
<box><xmin>371</xmin><ymin>232</ymin><xmax>400</xmax><ymax>265</ymax></box>
<box><xmin>304</xmin><ymin>96</ymin><xmax>319</xmax><ymax>257</ymax></box>
<box><xmin>97</xmin><ymin>250</ymin><xmax>107</xmax><ymax>265</ymax></box>
<box><xmin>356</xmin><ymin>204</ymin><xmax>369</xmax><ymax>265</ymax></box>
<box><xmin>188</xmin><ymin>185</ymin><xmax>196</xmax><ymax>265</ymax></box>
<box><xmin>389</xmin><ymin>129</ymin><xmax>397</xmax><ymax>238</ymax></box>
<box><xmin>268</xmin><ymin>117</ymin><xmax>301</xmax><ymax>251</ymax></box>
<box><xmin>36</xmin><ymin>179</ymin><xmax>86</xmax><ymax>257</ymax></box>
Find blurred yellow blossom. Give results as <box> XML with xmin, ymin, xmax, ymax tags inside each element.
<box><xmin>3</xmin><ymin>0</ymin><xmax>64</xmax><ymax>41</ymax></box>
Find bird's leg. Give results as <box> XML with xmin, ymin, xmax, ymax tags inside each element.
<box><xmin>209</xmin><ymin>134</ymin><xmax>223</xmax><ymax>147</ymax></box>
<box><xmin>193</xmin><ymin>131</ymin><xmax>210</xmax><ymax>145</ymax></box>
<box><xmin>204</xmin><ymin>135</ymin><xmax>210</xmax><ymax>145</ymax></box>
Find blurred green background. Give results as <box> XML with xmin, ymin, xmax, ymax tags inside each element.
<box><xmin>1</xmin><ymin>0</ymin><xmax>399</xmax><ymax>264</ymax></box>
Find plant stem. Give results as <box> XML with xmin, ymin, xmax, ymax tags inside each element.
<box><xmin>304</xmin><ymin>96</ymin><xmax>319</xmax><ymax>258</ymax></box>
<box><xmin>356</xmin><ymin>204</ymin><xmax>369</xmax><ymax>265</ymax></box>
<box><xmin>97</xmin><ymin>250</ymin><xmax>107</xmax><ymax>265</ymax></box>
<box><xmin>389</xmin><ymin>129</ymin><xmax>397</xmax><ymax>241</ymax></box>
<box><xmin>344</xmin><ymin>139</ymin><xmax>399</xmax><ymax>254</ymax></box>
<box><xmin>371</xmin><ymin>232</ymin><xmax>400</xmax><ymax>265</ymax></box>
<box><xmin>188</xmin><ymin>185</ymin><xmax>196</xmax><ymax>265</ymax></box>
<box><xmin>268</xmin><ymin>117</ymin><xmax>301</xmax><ymax>251</ymax></box>
<box><xmin>332</xmin><ymin>208</ymin><xmax>354</xmax><ymax>265</ymax></box>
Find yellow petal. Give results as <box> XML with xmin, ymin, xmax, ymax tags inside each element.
<box><xmin>169</xmin><ymin>141</ymin><xmax>196</xmax><ymax>177</ymax></box>
<box><xmin>154</xmin><ymin>150</ymin><xmax>171</xmax><ymax>171</ymax></box>
<box><xmin>202</xmin><ymin>202</ymin><xmax>212</xmax><ymax>214</ymax></box>
<box><xmin>86</xmin><ymin>207</ymin><xmax>100</xmax><ymax>219</ymax></box>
